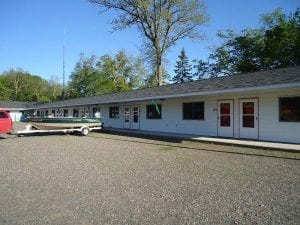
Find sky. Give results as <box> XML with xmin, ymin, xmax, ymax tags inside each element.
<box><xmin>0</xmin><ymin>0</ymin><xmax>299</xmax><ymax>83</ymax></box>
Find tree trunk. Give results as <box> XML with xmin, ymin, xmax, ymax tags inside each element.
<box><xmin>158</xmin><ymin>64</ymin><xmax>163</xmax><ymax>86</ymax></box>
<box><xmin>155</xmin><ymin>51</ymin><xmax>163</xmax><ymax>86</ymax></box>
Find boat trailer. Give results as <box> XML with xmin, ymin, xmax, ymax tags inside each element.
<box><xmin>17</xmin><ymin>124</ymin><xmax>102</xmax><ymax>136</ymax></box>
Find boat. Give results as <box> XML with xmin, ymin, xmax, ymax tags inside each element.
<box><xmin>26</xmin><ymin>117</ymin><xmax>103</xmax><ymax>130</ymax></box>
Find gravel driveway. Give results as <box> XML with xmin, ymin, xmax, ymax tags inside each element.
<box><xmin>0</xmin><ymin>123</ymin><xmax>299</xmax><ymax>224</ymax></box>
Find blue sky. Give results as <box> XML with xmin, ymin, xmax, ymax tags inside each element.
<box><xmin>0</xmin><ymin>0</ymin><xmax>299</xmax><ymax>82</ymax></box>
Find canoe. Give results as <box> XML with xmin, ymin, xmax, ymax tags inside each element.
<box><xmin>26</xmin><ymin>117</ymin><xmax>103</xmax><ymax>130</ymax></box>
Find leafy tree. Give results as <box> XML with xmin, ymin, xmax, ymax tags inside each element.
<box><xmin>0</xmin><ymin>76</ymin><xmax>11</xmax><ymax>100</ymax></box>
<box><xmin>195</xmin><ymin>8</ymin><xmax>300</xmax><ymax>77</ymax></box>
<box><xmin>262</xmin><ymin>8</ymin><xmax>300</xmax><ymax>68</ymax></box>
<box><xmin>172</xmin><ymin>48</ymin><xmax>193</xmax><ymax>83</ymax></box>
<box><xmin>47</xmin><ymin>76</ymin><xmax>64</xmax><ymax>102</ymax></box>
<box><xmin>88</xmin><ymin>0</ymin><xmax>208</xmax><ymax>86</ymax></box>
<box><xmin>67</xmin><ymin>53</ymin><xmax>98</xmax><ymax>98</ymax></box>
<box><xmin>67</xmin><ymin>51</ymin><xmax>149</xmax><ymax>98</ymax></box>
<box><xmin>0</xmin><ymin>69</ymin><xmax>63</xmax><ymax>102</ymax></box>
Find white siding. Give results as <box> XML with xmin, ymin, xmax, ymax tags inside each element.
<box><xmin>102</xmin><ymin>105</ymin><xmax>123</xmax><ymax>128</ymax></box>
<box><xmin>9</xmin><ymin>111</ymin><xmax>23</xmax><ymax>122</ymax></box>
<box><xmin>138</xmin><ymin>98</ymin><xmax>218</xmax><ymax>136</ymax></box>
<box><xmin>39</xmin><ymin>87</ymin><xmax>300</xmax><ymax>144</ymax></box>
<box><xmin>258</xmin><ymin>90</ymin><xmax>300</xmax><ymax>143</ymax></box>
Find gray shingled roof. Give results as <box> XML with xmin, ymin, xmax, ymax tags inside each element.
<box><xmin>37</xmin><ymin>66</ymin><xmax>300</xmax><ymax>109</ymax></box>
<box><xmin>0</xmin><ymin>101</ymin><xmax>39</xmax><ymax>110</ymax></box>
<box><xmin>1</xmin><ymin>66</ymin><xmax>299</xmax><ymax>110</ymax></box>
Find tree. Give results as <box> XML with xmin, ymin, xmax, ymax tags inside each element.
<box><xmin>67</xmin><ymin>53</ymin><xmax>98</xmax><ymax>98</ymax></box>
<box><xmin>0</xmin><ymin>69</ymin><xmax>63</xmax><ymax>102</ymax></box>
<box><xmin>193</xmin><ymin>59</ymin><xmax>209</xmax><ymax>80</ymax></box>
<box><xmin>67</xmin><ymin>51</ymin><xmax>149</xmax><ymax>98</ymax></box>
<box><xmin>195</xmin><ymin>8</ymin><xmax>300</xmax><ymax>77</ymax></box>
<box><xmin>88</xmin><ymin>0</ymin><xmax>208</xmax><ymax>86</ymax></box>
<box><xmin>0</xmin><ymin>76</ymin><xmax>11</xmax><ymax>100</ymax></box>
<box><xmin>262</xmin><ymin>8</ymin><xmax>300</xmax><ymax>68</ymax></box>
<box><xmin>172</xmin><ymin>48</ymin><xmax>193</xmax><ymax>83</ymax></box>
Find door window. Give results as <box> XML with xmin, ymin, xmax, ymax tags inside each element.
<box><xmin>242</xmin><ymin>102</ymin><xmax>254</xmax><ymax>128</ymax></box>
<box><xmin>124</xmin><ymin>107</ymin><xmax>130</xmax><ymax>122</ymax></box>
<box><xmin>220</xmin><ymin>103</ymin><xmax>230</xmax><ymax>127</ymax></box>
<box><xmin>133</xmin><ymin>107</ymin><xmax>139</xmax><ymax>123</ymax></box>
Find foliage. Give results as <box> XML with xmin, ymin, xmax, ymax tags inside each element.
<box><xmin>88</xmin><ymin>0</ymin><xmax>208</xmax><ymax>86</ymax></box>
<box><xmin>0</xmin><ymin>69</ymin><xmax>63</xmax><ymax>102</ymax></box>
<box><xmin>196</xmin><ymin>8</ymin><xmax>300</xmax><ymax>78</ymax></box>
<box><xmin>66</xmin><ymin>51</ymin><xmax>149</xmax><ymax>98</ymax></box>
<box><xmin>172</xmin><ymin>48</ymin><xmax>193</xmax><ymax>83</ymax></box>
<box><xmin>193</xmin><ymin>59</ymin><xmax>210</xmax><ymax>79</ymax></box>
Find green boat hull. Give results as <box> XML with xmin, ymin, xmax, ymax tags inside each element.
<box><xmin>27</xmin><ymin>117</ymin><xmax>103</xmax><ymax>123</ymax></box>
<box><xmin>26</xmin><ymin>117</ymin><xmax>103</xmax><ymax>130</ymax></box>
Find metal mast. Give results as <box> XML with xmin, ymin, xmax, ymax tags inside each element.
<box><xmin>62</xmin><ymin>25</ymin><xmax>66</xmax><ymax>100</ymax></box>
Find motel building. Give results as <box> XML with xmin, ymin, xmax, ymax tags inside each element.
<box><xmin>1</xmin><ymin>66</ymin><xmax>299</xmax><ymax>144</ymax></box>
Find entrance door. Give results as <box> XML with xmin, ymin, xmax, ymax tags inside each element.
<box><xmin>218</xmin><ymin>100</ymin><xmax>234</xmax><ymax>137</ymax></box>
<box><xmin>124</xmin><ymin>106</ymin><xmax>140</xmax><ymax>129</ymax></box>
<box><xmin>124</xmin><ymin>106</ymin><xmax>130</xmax><ymax>129</ymax></box>
<box><xmin>131</xmin><ymin>106</ymin><xmax>140</xmax><ymax>129</ymax></box>
<box><xmin>239</xmin><ymin>99</ymin><xmax>258</xmax><ymax>139</ymax></box>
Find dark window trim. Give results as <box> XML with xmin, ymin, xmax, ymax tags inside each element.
<box><xmin>279</xmin><ymin>96</ymin><xmax>300</xmax><ymax>122</ymax></box>
<box><xmin>182</xmin><ymin>102</ymin><xmax>205</xmax><ymax>120</ymax></box>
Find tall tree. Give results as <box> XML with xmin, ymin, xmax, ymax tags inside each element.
<box><xmin>88</xmin><ymin>0</ymin><xmax>208</xmax><ymax>86</ymax></box>
<box><xmin>172</xmin><ymin>48</ymin><xmax>193</xmax><ymax>83</ymax></box>
<box><xmin>67</xmin><ymin>51</ymin><xmax>149</xmax><ymax>98</ymax></box>
<box><xmin>195</xmin><ymin>8</ymin><xmax>300</xmax><ymax>77</ymax></box>
<box><xmin>67</xmin><ymin>53</ymin><xmax>98</xmax><ymax>98</ymax></box>
<box><xmin>262</xmin><ymin>8</ymin><xmax>300</xmax><ymax>68</ymax></box>
<box><xmin>193</xmin><ymin>59</ymin><xmax>210</xmax><ymax>80</ymax></box>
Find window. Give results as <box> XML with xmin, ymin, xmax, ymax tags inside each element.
<box><xmin>220</xmin><ymin>103</ymin><xmax>231</xmax><ymax>127</ymax></box>
<box><xmin>183</xmin><ymin>102</ymin><xmax>204</xmax><ymax>120</ymax></box>
<box><xmin>133</xmin><ymin>107</ymin><xmax>139</xmax><ymax>123</ymax></box>
<box><xmin>93</xmin><ymin>107</ymin><xmax>101</xmax><ymax>118</ymax></box>
<box><xmin>279</xmin><ymin>97</ymin><xmax>300</xmax><ymax>122</ymax></box>
<box><xmin>146</xmin><ymin>104</ymin><xmax>161</xmax><ymax>119</ymax></box>
<box><xmin>109</xmin><ymin>106</ymin><xmax>119</xmax><ymax>118</ymax></box>
<box><xmin>73</xmin><ymin>109</ymin><xmax>79</xmax><ymax>117</ymax></box>
<box><xmin>63</xmin><ymin>109</ymin><xmax>68</xmax><ymax>117</ymax></box>
<box><xmin>0</xmin><ymin>112</ymin><xmax>9</xmax><ymax>118</ymax></box>
<box><xmin>242</xmin><ymin>102</ymin><xmax>255</xmax><ymax>128</ymax></box>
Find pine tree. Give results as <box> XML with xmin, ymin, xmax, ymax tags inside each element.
<box><xmin>172</xmin><ymin>48</ymin><xmax>193</xmax><ymax>83</ymax></box>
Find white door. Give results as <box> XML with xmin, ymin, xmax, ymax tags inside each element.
<box><xmin>124</xmin><ymin>106</ymin><xmax>130</xmax><ymax>129</ymax></box>
<box><xmin>239</xmin><ymin>99</ymin><xmax>258</xmax><ymax>139</ymax></box>
<box><xmin>218</xmin><ymin>100</ymin><xmax>234</xmax><ymax>137</ymax></box>
<box><xmin>131</xmin><ymin>106</ymin><xmax>140</xmax><ymax>129</ymax></box>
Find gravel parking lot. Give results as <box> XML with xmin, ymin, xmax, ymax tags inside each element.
<box><xmin>0</xmin><ymin>123</ymin><xmax>299</xmax><ymax>225</ymax></box>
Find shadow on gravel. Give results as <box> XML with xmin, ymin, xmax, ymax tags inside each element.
<box><xmin>89</xmin><ymin>131</ymin><xmax>300</xmax><ymax>161</ymax></box>
<box><xmin>16</xmin><ymin>133</ymin><xmax>70</xmax><ymax>137</ymax></box>
<box><xmin>102</xmin><ymin>129</ymin><xmax>184</xmax><ymax>143</ymax></box>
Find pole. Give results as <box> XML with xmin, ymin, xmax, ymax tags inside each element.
<box><xmin>62</xmin><ymin>25</ymin><xmax>66</xmax><ymax>100</ymax></box>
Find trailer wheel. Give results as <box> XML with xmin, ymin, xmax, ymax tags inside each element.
<box><xmin>81</xmin><ymin>127</ymin><xmax>89</xmax><ymax>136</ymax></box>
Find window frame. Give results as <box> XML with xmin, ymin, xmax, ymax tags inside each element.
<box><xmin>182</xmin><ymin>102</ymin><xmax>205</xmax><ymax>120</ymax></box>
<box><xmin>279</xmin><ymin>97</ymin><xmax>300</xmax><ymax>122</ymax></box>
<box><xmin>146</xmin><ymin>104</ymin><xmax>162</xmax><ymax>119</ymax></box>
<box><xmin>109</xmin><ymin>106</ymin><xmax>119</xmax><ymax>119</ymax></box>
